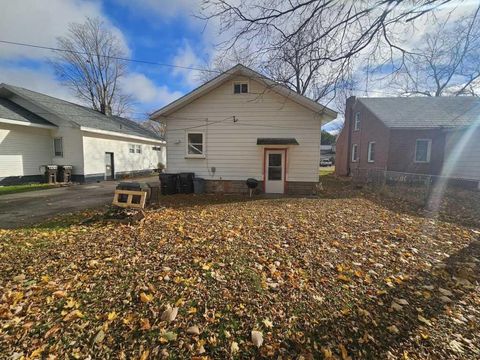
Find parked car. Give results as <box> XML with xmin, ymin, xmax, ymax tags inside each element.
<box><xmin>320</xmin><ymin>159</ymin><xmax>333</xmax><ymax>167</ymax></box>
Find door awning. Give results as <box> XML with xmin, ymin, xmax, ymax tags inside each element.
<box><xmin>256</xmin><ymin>138</ymin><xmax>299</xmax><ymax>145</ymax></box>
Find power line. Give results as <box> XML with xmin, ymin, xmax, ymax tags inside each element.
<box><xmin>0</xmin><ymin>40</ymin><xmax>221</xmax><ymax>74</ymax></box>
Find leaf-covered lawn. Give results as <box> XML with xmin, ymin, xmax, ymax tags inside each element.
<box><xmin>0</xmin><ymin>193</ymin><xmax>479</xmax><ymax>359</ymax></box>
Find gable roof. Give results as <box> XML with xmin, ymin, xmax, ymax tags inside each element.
<box><xmin>0</xmin><ymin>98</ymin><xmax>55</xmax><ymax>127</ymax></box>
<box><xmin>150</xmin><ymin>64</ymin><xmax>337</xmax><ymax>121</ymax></box>
<box><xmin>358</xmin><ymin>97</ymin><xmax>480</xmax><ymax>129</ymax></box>
<box><xmin>0</xmin><ymin>84</ymin><xmax>163</xmax><ymax>141</ymax></box>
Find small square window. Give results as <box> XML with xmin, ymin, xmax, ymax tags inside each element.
<box><xmin>129</xmin><ymin>144</ymin><xmax>135</xmax><ymax>154</ymax></box>
<box><xmin>234</xmin><ymin>82</ymin><xmax>248</xmax><ymax>94</ymax></box>
<box><xmin>54</xmin><ymin>137</ymin><xmax>63</xmax><ymax>157</ymax></box>
<box><xmin>135</xmin><ymin>145</ymin><xmax>142</xmax><ymax>154</ymax></box>
<box><xmin>187</xmin><ymin>132</ymin><xmax>204</xmax><ymax>156</ymax></box>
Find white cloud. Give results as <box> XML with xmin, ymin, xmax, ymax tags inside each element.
<box><xmin>0</xmin><ymin>0</ymin><xmax>129</xmax><ymax>60</ymax></box>
<box><xmin>0</xmin><ymin>64</ymin><xmax>78</xmax><ymax>102</ymax></box>
<box><xmin>121</xmin><ymin>72</ymin><xmax>183</xmax><ymax>109</ymax></box>
<box><xmin>172</xmin><ymin>42</ymin><xmax>204</xmax><ymax>87</ymax></box>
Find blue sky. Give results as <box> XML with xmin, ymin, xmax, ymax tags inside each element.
<box><xmin>0</xmin><ymin>0</ymin><xmax>476</xmax><ymax>132</ymax></box>
<box><xmin>0</xmin><ymin>0</ymin><xmax>213</xmax><ymax>119</ymax></box>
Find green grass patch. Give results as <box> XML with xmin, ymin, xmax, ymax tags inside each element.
<box><xmin>0</xmin><ymin>183</ymin><xmax>55</xmax><ymax>196</ymax></box>
<box><xmin>319</xmin><ymin>166</ymin><xmax>335</xmax><ymax>177</ymax></box>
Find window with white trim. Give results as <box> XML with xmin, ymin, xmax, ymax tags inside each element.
<box><xmin>351</xmin><ymin>144</ymin><xmax>358</xmax><ymax>162</ymax></box>
<box><xmin>414</xmin><ymin>139</ymin><xmax>431</xmax><ymax>163</ymax></box>
<box><xmin>135</xmin><ymin>145</ymin><xmax>142</xmax><ymax>154</ymax></box>
<box><xmin>53</xmin><ymin>137</ymin><xmax>63</xmax><ymax>157</ymax></box>
<box><xmin>233</xmin><ymin>82</ymin><xmax>248</xmax><ymax>94</ymax></box>
<box><xmin>129</xmin><ymin>144</ymin><xmax>135</xmax><ymax>154</ymax></box>
<box><xmin>354</xmin><ymin>112</ymin><xmax>360</xmax><ymax>131</ymax></box>
<box><xmin>187</xmin><ymin>132</ymin><xmax>205</xmax><ymax>156</ymax></box>
<box><xmin>367</xmin><ymin>141</ymin><xmax>376</xmax><ymax>163</ymax></box>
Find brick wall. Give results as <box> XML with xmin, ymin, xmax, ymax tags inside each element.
<box><xmin>346</xmin><ymin>99</ymin><xmax>390</xmax><ymax>176</ymax></box>
<box><xmin>388</xmin><ymin>129</ymin><xmax>446</xmax><ymax>175</ymax></box>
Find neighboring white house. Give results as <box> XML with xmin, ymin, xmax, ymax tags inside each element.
<box><xmin>150</xmin><ymin>64</ymin><xmax>337</xmax><ymax>194</ymax></box>
<box><xmin>0</xmin><ymin>84</ymin><xmax>165</xmax><ymax>184</ymax></box>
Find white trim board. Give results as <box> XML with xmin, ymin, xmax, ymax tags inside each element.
<box><xmin>0</xmin><ymin>117</ymin><xmax>57</xmax><ymax>129</ymax></box>
<box><xmin>80</xmin><ymin>126</ymin><xmax>165</xmax><ymax>144</ymax></box>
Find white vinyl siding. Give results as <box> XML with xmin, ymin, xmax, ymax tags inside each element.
<box><xmin>82</xmin><ymin>131</ymin><xmax>165</xmax><ymax>176</ymax></box>
<box><xmin>0</xmin><ymin>123</ymin><xmax>52</xmax><ymax>177</ymax></box>
<box><xmin>443</xmin><ymin>128</ymin><xmax>480</xmax><ymax>181</ymax></box>
<box><xmin>164</xmin><ymin>76</ymin><xmax>325</xmax><ymax>182</ymax></box>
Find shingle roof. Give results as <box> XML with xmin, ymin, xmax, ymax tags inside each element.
<box><xmin>358</xmin><ymin>97</ymin><xmax>480</xmax><ymax>128</ymax></box>
<box><xmin>0</xmin><ymin>84</ymin><xmax>163</xmax><ymax>140</ymax></box>
<box><xmin>0</xmin><ymin>98</ymin><xmax>55</xmax><ymax>126</ymax></box>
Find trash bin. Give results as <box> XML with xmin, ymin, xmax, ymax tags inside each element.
<box><xmin>44</xmin><ymin>165</ymin><xmax>58</xmax><ymax>184</ymax></box>
<box><xmin>57</xmin><ymin>165</ymin><xmax>73</xmax><ymax>183</ymax></box>
<box><xmin>178</xmin><ymin>172</ymin><xmax>195</xmax><ymax>194</ymax></box>
<box><xmin>159</xmin><ymin>173</ymin><xmax>178</xmax><ymax>195</ymax></box>
<box><xmin>193</xmin><ymin>178</ymin><xmax>205</xmax><ymax>194</ymax></box>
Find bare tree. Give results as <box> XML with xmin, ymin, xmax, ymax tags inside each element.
<box><xmin>201</xmin><ymin>0</ymin><xmax>478</xmax><ymax>97</ymax></box>
<box><xmin>52</xmin><ymin>17</ymin><xmax>132</xmax><ymax>116</ymax></box>
<box><xmin>393</xmin><ymin>9</ymin><xmax>480</xmax><ymax>96</ymax></box>
<box><xmin>141</xmin><ymin>119</ymin><xmax>166</xmax><ymax>138</ymax></box>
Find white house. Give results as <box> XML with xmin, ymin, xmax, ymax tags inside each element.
<box><xmin>150</xmin><ymin>64</ymin><xmax>337</xmax><ymax>194</ymax></box>
<box><xmin>0</xmin><ymin>84</ymin><xmax>165</xmax><ymax>184</ymax></box>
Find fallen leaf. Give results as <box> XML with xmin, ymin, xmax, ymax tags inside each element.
<box><xmin>418</xmin><ymin>315</ymin><xmax>432</xmax><ymax>326</ymax></box>
<box><xmin>63</xmin><ymin>310</ymin><xmax>84</xmax><ymax>322</ymax></box>
<box><xmin>231</xmin><ymin>341</ymin><xmax>239</xmax><ymax>354</ymax></box>
<box><xmin>139</xmin><ymin>292</ymin><xmax>153</xmax><ymax>303</ymax></box>
<box><xmin>187</xmin><ymin>325</ymin><xmax>200</xmax><ymax>335</ymax></box>
<box><xmin>251</xmin><ymin>330</ymin><xmax>263</xmax><ymax>348</ymax></box>
<box><xmin>94</xmin><ymin>329</ymin><xmax>105</xmax><ymax>344</ymax></box>
<box><xmin>161</xmin><ymin>306</ymin><xmax>178</xmax><ymax>322</ymax></box>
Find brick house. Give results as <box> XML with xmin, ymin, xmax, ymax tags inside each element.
<box><xmin>336</xmin><ymin>96</ymin><xmax>480</xmax><ymax>184</ymax></box>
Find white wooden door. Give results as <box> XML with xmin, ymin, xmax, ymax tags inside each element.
<box><xmin>265</xmin><ymin>150</ymin><xmax>285</xmax><ymax>194</ymax></box>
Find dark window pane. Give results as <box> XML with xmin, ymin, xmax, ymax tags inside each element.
<box><xmin>188</xmin><ymin>133</ymin><xmax>203</xmax><ymax>143</ymax></box>
<box><xmin>369</xmin><ymin>143</ymin><xmax>375</xmax><ymax>161</ymax></box>
<box><xmin>234</xmin><ymin>84</ymin><xmax>241</xmax><ymax>94</ymax></box>
<box><xmin>416</xmin><ymin>141</ymin><xmax>428</xmax><ymax>161</ymax></box>
<box><xmin>241</xmin><ymin>83</ymin><xmax>248</xmax><ymax>93</ymax></box>
<box><xmin>269</xmin><ymin>153</ymin><xmax>281</xmax><ymax>166</ymax></box>
<box><xmin>268</xmin><ymin>166</ymin><xmax>282</xmax><ymax>180</ymax></box>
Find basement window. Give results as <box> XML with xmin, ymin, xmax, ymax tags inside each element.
<box><xmin>234</xmin><ymin>82</ymin><xmax>248</xmax><ymax>94</ymax></box>
<box><xmin>53</xmin><ymin>137</ymin><xmax>63</xmax><ymax>157</ymax></box>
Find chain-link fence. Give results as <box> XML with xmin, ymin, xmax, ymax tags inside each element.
<box><xmin>353</xmin><ymin>169</ymin><xmax>480</xmax><ymax>226</ymax></box>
